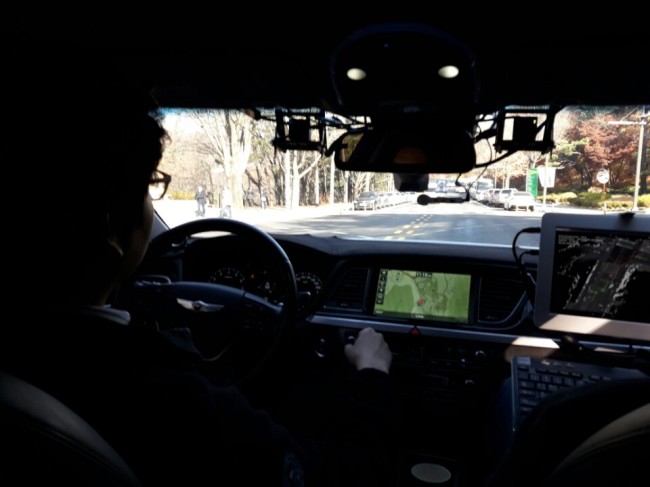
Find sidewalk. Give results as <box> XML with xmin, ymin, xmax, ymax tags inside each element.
<box><xmin>153</xmin><ymin>200</ymin><xmax>352</xmax><ymax>228</ymax></box>
<box><xmin>237</xmin><ymin>203</ymin><xmax>353</xmax><ymax>224</ymax></box>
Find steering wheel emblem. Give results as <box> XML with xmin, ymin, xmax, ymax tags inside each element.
<box><xmin>177</xmin><ymin>298</ymin><xmax>225</xmax><ymax>313</ymax></box>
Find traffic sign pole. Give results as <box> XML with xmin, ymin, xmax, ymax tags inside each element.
<box><xmin>596</xmin><ymin>169</ymin><xmax>610</xmax><ymax>213</ymax></box>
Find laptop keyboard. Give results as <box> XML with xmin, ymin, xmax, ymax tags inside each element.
<box><xmin>511</xmin><ymin>356</ymin><xmax>648</xmax><ymax>430</ymax></box>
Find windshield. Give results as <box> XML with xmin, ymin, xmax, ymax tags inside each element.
<box><xmin>153</xmin><ymin>106</ymin><xmax>649</xmax><ymax>249</ymax></box>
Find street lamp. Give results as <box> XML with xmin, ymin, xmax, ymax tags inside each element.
<box><xmin>608</xmin><ymin>106</ymin><xmax>648</xmax><ymax>211</ymax></box>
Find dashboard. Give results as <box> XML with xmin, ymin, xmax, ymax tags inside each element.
<box><xmin>180</xmin><ymin>233</ymin><xmax>536</xmax><ymax>334</ymax></box>
<box><xmin>164</xmin><ymin>233</ymin><xmax>544</xmax><ymax>454</ymax></box>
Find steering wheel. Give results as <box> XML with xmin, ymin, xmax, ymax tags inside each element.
<box><xmin>122</xmin><ymin>218</ymin><xmax>298</xmax><ymax>384</ymax></box>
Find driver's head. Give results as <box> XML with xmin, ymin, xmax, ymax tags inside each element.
<box><xmin>9</xmin><ymin>47</ymin><xmax>170</xmax><ymax>307</ymax></box>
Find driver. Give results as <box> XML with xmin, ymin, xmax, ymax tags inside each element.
<box><xmin>3</xmin><ymin>49</ymin><xmax>399</xmax><ymax>485</ymax></box>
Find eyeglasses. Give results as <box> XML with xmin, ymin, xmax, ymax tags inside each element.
<box><xmin>149</xmin><ymin>169</ymin><xmax>172</xmax><ymax>200</ymax></box>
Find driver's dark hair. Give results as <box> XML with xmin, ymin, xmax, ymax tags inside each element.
<box><xmin>7</xmin><ymin>46</ymin><xmax>169</xmax><ymax>304</ymax></box>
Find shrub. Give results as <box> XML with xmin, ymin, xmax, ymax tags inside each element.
<box><xmin>605</xmin><ymin>200</ymin><xmax>632</xmax><ymax>210</ymax></box>
<box><xmin>572</xmin><ymin>192</ymin><xmax>605</xmax><ymax>208</ymax></box>
<box><xmin>168</xmin><ymin>190</ymin><xmax>195</xmax><ymax>200</ymax></box>
<box><xmin>541</xmin><ymin>191</ymin><xmax>577</xmax><ymax>204</ymax></box>
<box><xmin>542</xmin><ymin>190</ymin><xmax>648</xmax><ymax>209</ymax></box>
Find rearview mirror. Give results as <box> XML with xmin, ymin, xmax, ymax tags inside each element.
<box><xmin>330</xmin><ymin>125</ymin><xmax>476</xmax><ymax>174</ymax></box>
<box><xmin>393</xmin><ymin>173</ymin><xmax>430</xmax><ymax>192</ymax></box>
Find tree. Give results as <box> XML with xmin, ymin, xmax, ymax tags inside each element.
<box><xmin>558</xmin><ymin>107</ymin><xmax>639</xmax><ymax>191</ymax></box>
<box><xmin>160</xmin><ymin>110</ymin><xmax>217</xmax><ymax>196</ymax></box>
<box><xmin>245</xmin><ymin>119</ymin><xmax>327</xmax><ymax>209</ymax></box>
<box><xmin>349</xmin><ymin>172</ymin><xmax>373</xmax><ymax>198</ymax></box>
<box><xmin>246</xmin><ymin>119</ymin><xmax>282</xmax><ymax>207</ymax></box>
<box><xmin>189</xmin><ymin>110</ymin><xmax>255</xmax><ymax>210</ymax></box>
<box><xmin>287</xmin><ymin>150</ymin><xmax>323</xmax><ymax>208</ymax></box>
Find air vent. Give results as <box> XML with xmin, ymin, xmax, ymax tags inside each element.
<box><xmin>324</xmin><ymin>267</ymin><xmax>370</xmax><ymax>312</ymax></box>
<box><xmin>478</xmin><ymin>276</ymin><xmax>527</xmax><ymax>324</ymax></box>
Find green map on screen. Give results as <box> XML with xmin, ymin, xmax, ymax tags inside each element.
<box><xmin>374</xmin><ymin>268</ymin><xmax>471</xmax><ymax>323</ymax></box>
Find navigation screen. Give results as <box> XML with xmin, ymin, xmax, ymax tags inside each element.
<box><xmin>551</xmin><ymin>230</ymin><xmax>650</xmax><ymax>323</ymax></box>
<box><xmin>373</xmin><ymin>268</ymin><xmax>471</xmax><ymax>323</ymax></box>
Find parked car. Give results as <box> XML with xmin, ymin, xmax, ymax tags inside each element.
<box><xmin>353</xmin><ymin>191</ymin><xmax>380</xmax><ymax>210</ymax></box>
<box><xmin>469</xmin><ymin>180</ymin><xmax>494</xmax><ymax>202</ymax></box>
<box><xmin>484</xmin><ymin>188</ymin><xmax>498</xmax><ymax>206</ymax></box>
<box><xmin>494</xmin><ymin>187</ymin><xmax>518</xmax><ymax>207</ymax></box>
<box><xmin>4</xmin><ymin>12</ymin><xmax>650</xmax><ymax>487</ymax></box>
<box><xmin>377</xmin><ymin>191</ymin><xmax>391</xmax><ymax>208</ymax></box>
<box><xmin>504</xmin><ymin>191</ymin><xmax>537</xmax><ymax>211</ymax></box>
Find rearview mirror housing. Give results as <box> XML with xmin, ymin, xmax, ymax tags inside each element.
<box><xmin>330</xmin><ymin>125</ymin><xmax>476</xmax><ymax>174</ymax></box>
<box><xmin>393</xmin><ymin>173</ymin><xmax>430</xmax><ymax>192</ymax></box>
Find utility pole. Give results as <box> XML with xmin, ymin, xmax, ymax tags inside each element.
<box><xmin>329</xmin><ymin>153</ymin><xmax>335</xmax><ymax>206</ymax></box>
<box><xmin>608</xmin><ymin>106</ymin><xmax>648</xmax><ymax>211</ymax></box>
<box><xmin>543</xmin><ymin>153</ymin><xmax>549</xmax><ymax>208</ymax></box>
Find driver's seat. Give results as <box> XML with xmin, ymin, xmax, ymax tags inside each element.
<box><xmin>0</xmin><ymin>370</ymin><xmax>141</xmax><ymax>486</ymax></box>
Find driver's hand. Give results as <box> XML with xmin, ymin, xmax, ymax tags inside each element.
<box><xmin>344</xmin><ymin>327</ymin><xmax>392</xmax><ymax>374</ymax></box>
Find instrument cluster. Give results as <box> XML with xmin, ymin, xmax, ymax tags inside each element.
<box><xmin>183</xmin><ymin>236</ymin><xmax>327</xmax><ymax>309</ymax></box>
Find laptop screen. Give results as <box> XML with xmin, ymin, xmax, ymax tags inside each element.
<box><xmin>534</xmin><ymin>213</ymin><xmax>650</xmax><ymax>343</ymax></box>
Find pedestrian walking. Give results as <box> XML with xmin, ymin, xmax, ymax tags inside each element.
<box><xmin>260</xmin><ymin>188</ymin><xmax>267</xmax><ymax>210</ymax></box>
<box><xmin>220</xmin><ymin>187</ymin><xmax>232</xmax><ymax>218</ymax></box>
<box><xmin>195</xmin><ymin>185</ymin><xmax>207</xmax><ymax>216</ymax></box>
<box><xmin>245</xmin><ymin>188</ymin><xmax>255</xmax><ymax>207</ymax></box>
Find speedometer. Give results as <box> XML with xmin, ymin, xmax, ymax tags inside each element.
<box><xmin>295</xmin><ymin>271</ymin><xmax>323</xmax><ymax>298</ymax></box>
<box><xmin>209</xmin><ymin>267</ymin><xmax>245</xmax><ymax>289</ymax></box>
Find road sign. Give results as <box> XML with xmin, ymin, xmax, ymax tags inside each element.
<box><xmin>596</xmin><ymin>169</ymin><xmax>610</xmax><ymax>184</ymax></box>
<box><xmin>538</xmin><ymin>166</ymin><xmax>556</xmax><ymax>188</ymax></box>
<box><xmin>526</xmin><ymin>168</ymin><xmax>538</xmax><ymax>198</ymax></box>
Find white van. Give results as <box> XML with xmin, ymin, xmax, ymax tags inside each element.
<box><xmin>494</xmin><ymin>188</ymin><xmax>518</xmax><ymax>208</ymax></box>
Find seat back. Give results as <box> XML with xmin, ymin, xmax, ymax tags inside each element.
<box><xmin>0</xmin><ymin>370</ymin><xmax>141</xmax><ymax>486</ymax></box>
<box><xmin>486</xmin><ymin>377</ymin><xmax>650</xmax><ymax>487</ymax></box>
<box><xmin>544</xmin><ymin>403</ymin><xmax>650</xmax><ymax>486</ymax></box>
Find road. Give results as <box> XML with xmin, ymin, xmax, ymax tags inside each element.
<box><xmin>153</xmin><ymin>199</ymin><xmax>641</xmax><ymax>248</ymax></box>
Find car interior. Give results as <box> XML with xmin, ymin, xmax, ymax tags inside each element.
<box><xmin>2</xmin><ymin>10</ymin><xmax>650</xmax><ymax>487</ymax></box>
